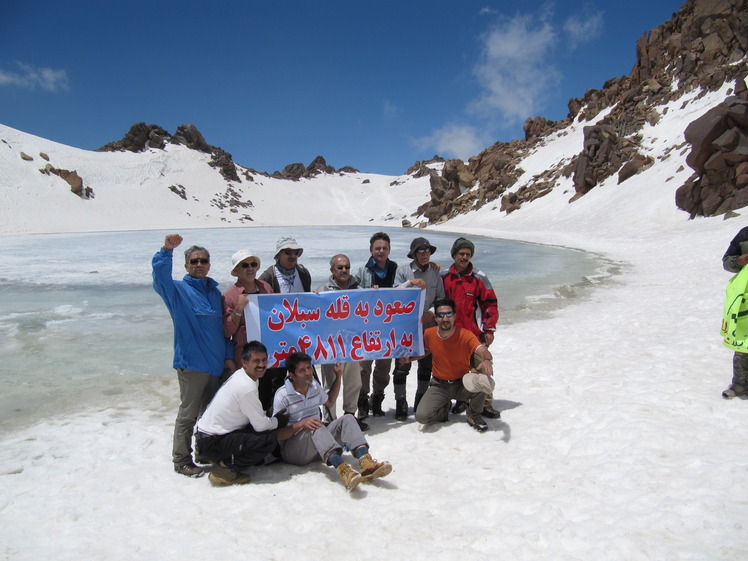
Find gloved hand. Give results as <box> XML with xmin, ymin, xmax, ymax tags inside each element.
<box><xmin>274</xmin><ymin>408</ymin><xmax>289</xmax><ymax>428</ymax></box>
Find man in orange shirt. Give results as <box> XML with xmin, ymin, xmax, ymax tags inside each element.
<box><xmin>410</xmin><ymin>298</ymin><xmax>495</xmax><ymax>432</ymax></box>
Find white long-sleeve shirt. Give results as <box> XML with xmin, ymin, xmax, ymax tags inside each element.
<box><xmin>197</xmin><ymin>369</ymin><xmax>278</xmax><ymax>435</ymax></box>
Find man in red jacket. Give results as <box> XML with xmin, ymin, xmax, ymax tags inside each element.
<box><xmin>441</xmin><ymin>237</ymin><xmax>500</xmax><ymax>418</ymax></box>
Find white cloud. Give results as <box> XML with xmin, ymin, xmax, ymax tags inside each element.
<box><xmin>468</xmin><ymin>12</ymin><xmax>560</xmax><ymax>124</ymax></box>
<box><xmin>563</xmin><ymin>10</ymin><xmax>603</xmax><ymax>48</ymax></box>
<box><xmin>414</xmin><ymin>123</ymin><xmax>489</xmax><ymax>161</ymax></box>
<box><xmin>0</xmin><ymin>62</ymin><xmax>70</xmax><ymax>92</ymax></box>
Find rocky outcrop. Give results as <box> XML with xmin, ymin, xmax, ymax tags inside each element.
<box><xmin>98</xmin><ymin>123</ymin><xmax>171</xmax><ymax>152</ymax></box>
<box><xmin>98</xmin><ymin>122</ymin><xmax>240</xmax><ymax>182</ymax></box>
<box><xmin>272</xmin><ymin>155</ymin><xmax>357</xmax><ymax>181</ymax></box>
<box><xmin>675</xmin><ymin>85</ymin><xmax>748</xmax><ymax>216</ymax></box>
<box><xmin>39</xmin><ymin>164</ymin><xmax>94</xmax><ymax>199</ymax></box>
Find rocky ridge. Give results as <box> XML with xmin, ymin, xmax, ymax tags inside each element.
<box><xmin>98</xmin><ymin>122</ymin><xmax>357</xmax><ymax>182</ymax></box>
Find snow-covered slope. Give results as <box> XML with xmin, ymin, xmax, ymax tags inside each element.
<box><xmin>0</xmin><ymin>125</ymin><xmax>431</xmax><ymax>234</ymax></box>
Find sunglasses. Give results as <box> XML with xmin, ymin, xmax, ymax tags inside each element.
<box><xmin>336</xmin><ymin>266</ymin><xmax>351</xmax><ymax>270</ymax></box>
<box><xmin>435</xmin><ymin>312</ymin><xmax>455</xmax><ymax>318</ymax></box>
<box><xmin>240</xmin><ymin>261</ymin><xmax>259</xmax><ymax>269</ymax></box>
<box><xmin>189</xmin><ymin>258</ymin><xmax>210</xmax><ymax>265</ymax></box>
<box><xmin>415</xmin><ymin>248</ymin><xmax>432</xmax><ymax>254</ymax></box>
<box><xmin>283</xmin><ymin>249</ymin><xmax>302</xmax><ymax>256</ymax></box>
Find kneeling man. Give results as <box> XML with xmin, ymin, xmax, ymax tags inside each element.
<box><xmin>196</xmin><ymin>341</ymin><xmax>288</xmax><ymax>486</ymax></box>
<box><xmin>273</xmin><ymin>352</ymin><xmax>392</xmax><ymax>491</ymax></box>
<box><xmin>413</xmin><ymin>298</ymin><xmax>495</xmax><ymax>432</ymax></box>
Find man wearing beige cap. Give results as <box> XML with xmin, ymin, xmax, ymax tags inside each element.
<box><xmin>223</xmin><ymin>249</ymin><xmax>273</xmax><ymax>369</ymax></box>
<box><xmin>259</xmin><ymin>236</ymin><xmax>312</xmax><ymax>294</ymax></box>
<box><xmin>258</xmin><ymin>236</ymin><xmax>312</xmax><ymax>409</ymax></box>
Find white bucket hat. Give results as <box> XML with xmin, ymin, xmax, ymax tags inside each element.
<box><xmin>230</xmin><ymin>249</ymin><xmax>261</xmax><ymax>276</ymax></box>
<box><xmin>462</xmin><ymin>372</ymin><xmax>496</xmax><ymax>394</ymax></box>
<box><xmin>274</xmin><ymin>236</ymin><xmax>304</xmax><ymax>258</ymax></box>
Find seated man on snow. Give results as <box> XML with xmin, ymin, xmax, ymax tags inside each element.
<box><xmin>272</xmin><ymin>352</ymin><xmax>392</xmax><ymax>491</ymax></box>
<box><xmin>196</xmin><ymin>341</ymin><xmax>289</xmax><ymax>486</ymax></box>
<box><xmin>405</xmin><ymin>298</ymin><xmax>495</xmax><ymax>432</ymax></box>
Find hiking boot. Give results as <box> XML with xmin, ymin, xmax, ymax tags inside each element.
<box><xmin>208</xmin><ymin>462</ymin><xmax>252</xmax><ymax>486</ymax></box>
<box><xmin>358</xmin><ymin>453</ymin><xmax>392</xmax><ymax>481</ymax></box>
<box><xmin>452</xmin><ymin>400</ymin><xmax>468</xmax><ymax>414</ymax></box>
<box><xmin>395</xmin><ymin>399</ymin><xmax>408</xmax><ymax>421</ymax></box>
<box><xmin>482</xmin><ymin>405</ymin><xmax>501</xmax><ymax>418</ymax></box>
<box><xmin>413</xmin><ymin>392</ymin><xmax>424</xmax><ymax>413</ymax></box>
<box><xmin>370</xmin><ymin>393</ymin><xmax>385</xmax><ymax>416</ymax></box>
<box><xmin>357</xmin><ymin>396</ymin><xmax>369</xmax><ymax>420</ymax></box>
<box><xmin>174</xmin><ymin>462</ymin><xmax>206</xmax><ymax>478</ymax></box>
<box><xmin>466</xmin><ymin>412</ymin><xmax>488</xmax><ymax>433</ymax></box>
<box><xmin>722</xmin><ymin>384</ymin><xmax>747</xmax><ymax>399</ymax></box>
<box><xmin>345</xmin><ymin>412</ymin><xmax>369</xmax><ymax>431</ymax></box>
<box><xmin>337</xmin><ymin>462</ymin><xmax>362</xmax><ymax>491</ymax></box>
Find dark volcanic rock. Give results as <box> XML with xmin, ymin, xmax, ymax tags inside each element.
<box><xmin>676</xmin><ymin>89</ymin><xmax>748</xmax><ymax>216</ymax></box>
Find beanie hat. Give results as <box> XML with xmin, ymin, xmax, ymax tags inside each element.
<box><xmin>450</xmin><ymin>237</ymin><xmax>475</xmax><ymax>257</ymax></box>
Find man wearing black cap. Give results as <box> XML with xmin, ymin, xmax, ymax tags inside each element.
<box><xmin>390</xmin><ymin>236</ymin><xmax>445</xmax><ymax>420</ymax></box>
<box><xmin>442</xmin><ymin>237</ymin><xmax>500</xmax><ymax>418</ymax></box>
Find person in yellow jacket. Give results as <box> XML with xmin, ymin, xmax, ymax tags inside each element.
<box><xmin>720</xmin><ymin>226</ymin><xmax>748</xmax><ymax>399</ymax></box>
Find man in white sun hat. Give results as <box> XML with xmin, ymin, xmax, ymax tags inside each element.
<box><xmin>259</xmin><ymin>235</ymin><xmax>312</xmax><ymax>293</ymax></box>
<box><xmin>258</xmin><ymin>236</ymin><xmax>313</xmax><ymax>409</ymax></box>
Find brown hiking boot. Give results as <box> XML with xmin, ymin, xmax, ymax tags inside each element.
<box><xmin>466</xmin><ymin>411</ymin><xmax>488</xmax><ymax>432</ymax></box>
<box><xmin>358</xmin><ymin>453</ymin><xmax>392</xmax><ymax>481</ymax></box>
<box><xmin>337</xmin><ymin>462</ymin><xmax>362</xmax><ymax>491</ymax></box>
<box><xmin>174</xmin><ymin>462</ymin><xmax>206</xmax><ymax>478</ymax></box>
<box><xmin>208</xmin><ymin>462</ymin><xmax>252</xmax><ymax>486</ymax></box>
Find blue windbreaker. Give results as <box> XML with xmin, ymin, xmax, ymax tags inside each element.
<box><xmin>152</xmin><ymin>248</ymin><xmax>231</xmax><ymax>376</ymax></box>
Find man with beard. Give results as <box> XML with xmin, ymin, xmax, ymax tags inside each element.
<box><xmin>411</xmin><ymin>298</ymin><xmax>495</xmax><ymax>433</ymax></box>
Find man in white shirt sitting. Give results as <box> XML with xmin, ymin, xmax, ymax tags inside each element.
<box><xmin>196</xmin><ymin>341</ymin><xmax>289</xmax><ymax>486</ymax></box>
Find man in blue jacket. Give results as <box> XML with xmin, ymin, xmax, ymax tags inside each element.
<box><xmin>153</xmin><ymin>233</ymin><xmax>233</xmax><ymax>477</ymax></box>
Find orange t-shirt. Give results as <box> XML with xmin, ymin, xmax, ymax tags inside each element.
<box><xmin>424</xmin><ymin>326</ymin><xmax>481</xmax><ymax>381</ymax></box>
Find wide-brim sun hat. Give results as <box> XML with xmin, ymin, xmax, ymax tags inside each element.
<box><xmin>462</xmin><ymin>371</ymin><xmax>496</xmax><ymax>394</ymax></box>
<box><xmin>407</xmin><ymin>237</ymin><xmax>437</xmax><ymax>259</ymax></box>
<box><xmin>231</xmin><ymin>249</ymin><xmax>261</xmax><ymax>276</ymax></box>
<box><xmin>274</xmin><ymin>235</ymin><xmax>304</xmax><ymax>259</ymax></box>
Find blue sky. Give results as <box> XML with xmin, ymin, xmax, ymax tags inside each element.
<box><xmin>1</xmin><ymin>1</ymin><xmax>683</xmax><ymax>175</ymax></box>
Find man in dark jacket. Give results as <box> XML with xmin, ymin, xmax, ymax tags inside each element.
<box><xmin>152</xmin><ymin>233</ymin><xmax>233</xmax><ymax>478</ymax></box>
<box><xmin>353</xmin><ymin>232</ymin><xmax>398</xmax><ymax>419</ymax></box>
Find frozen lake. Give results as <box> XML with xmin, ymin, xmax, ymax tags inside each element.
<box><xmin>0</xmin><ymin>226</ymin><xmax>609</xmax><ymax>428</ymax></box>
